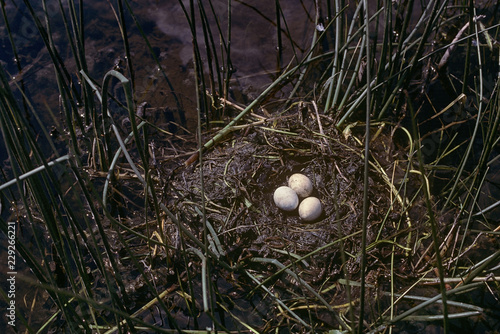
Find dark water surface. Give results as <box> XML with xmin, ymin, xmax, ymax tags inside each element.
<box><xmin>1</xmin><ymin>0</ymin><xmax>319</xmax><ymax>130</ymax></box>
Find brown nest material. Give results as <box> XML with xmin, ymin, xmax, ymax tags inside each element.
<box><xmin>148</xmin><ymin>101</ymin><xmax>430</xmax><ymax>330</ymax></box>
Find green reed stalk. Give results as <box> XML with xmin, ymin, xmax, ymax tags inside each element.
<box><xmin>407</xmin><ymin>93</ymin><xmax>449</xmax><ymax>332</ymax></box>
<box><xmin>358</xmin><ymin>1</ymin><xmax>371</xmax><ymax>332</ymax></box>
<box><xmin>117</xmin><ymin>0</ymin><xmax>135</xmax><ymax>88</ymax></box>
<box><xmin>323</xmin><ymin>0</ymin><xmax>344</xmax><ymax>113</ymax></box>
<box><xmin>0</xmin><ymin>68</ymin><xmax>98</xmax><ymax>332</ymax></box>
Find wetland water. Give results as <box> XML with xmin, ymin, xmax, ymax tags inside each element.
<box><xmin>1</xmin><ymin>0</ymin><xmax>319</xmax><ymax>130</ymax></box>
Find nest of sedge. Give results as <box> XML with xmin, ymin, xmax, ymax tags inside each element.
<box><xmin>152</xmin><ymin>101</ymin><xmax>433</xmax><ymax>294</ymax></box>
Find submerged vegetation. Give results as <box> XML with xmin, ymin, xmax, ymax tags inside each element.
<box><xmin>1</xmin><ymin>0</ymin><xmax>499</xmax><ymax>332</ymax></box>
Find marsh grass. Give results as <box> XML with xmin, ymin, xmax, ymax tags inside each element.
<box><xmin>1</xmin><ymin>0</ymin><xmax>499</xmax><ymax>333</ymax></box>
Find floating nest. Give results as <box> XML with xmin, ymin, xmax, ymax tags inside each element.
<box><xmin>33</xmin><ymin>99</ymin><xmax>497</xmax><ymax>332</ymax></box>
<box><xmin>128</xmin><ymin>101</ymin><xmax>433</xmax><ymax>330</ymax></box>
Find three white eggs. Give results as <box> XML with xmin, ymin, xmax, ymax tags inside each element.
<box><xmin>273</xmin><ymin>173</ymin><xmax>322</xmax><ymax>222</ymax></box>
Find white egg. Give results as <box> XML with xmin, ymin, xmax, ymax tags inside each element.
<box><xmin>298</xmin><ymin>197</ymin><xmax>322</xmax><ymax>221</ymax></box>
<box><xmin>288</xmin><ymin>173</ymin><xmax>313</xmax><ymax>198</ymax></box>
<box><xmin>273</xmin><ymin>186</ymin><xmax>299</xmax><ymax>211</ymax></box>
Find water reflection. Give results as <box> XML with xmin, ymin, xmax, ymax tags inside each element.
<box><xmin>148</xmin><ymin>1</ymin><xmax>316</xmax><ymax>96</ymax></box>
<box><xmin>0</xmin><ymin>0</ymin><xmax>321</xmax><ymax>173</ymax></box>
